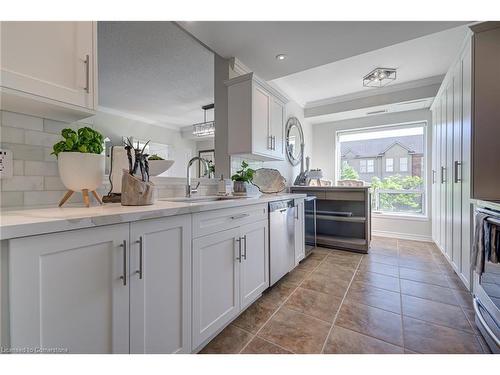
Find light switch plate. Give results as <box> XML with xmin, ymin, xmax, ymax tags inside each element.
<box><xmin>0</xmin><ymin>149</ymin><xmax>13</xmax><ymax>179</ymax></box>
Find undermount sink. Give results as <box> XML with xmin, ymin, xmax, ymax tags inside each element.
<box><xmin>160</xmin><ymin>195</ymin><xmax>248</xmax><ymax>203</ymax></box>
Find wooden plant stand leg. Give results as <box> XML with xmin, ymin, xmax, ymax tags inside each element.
<box><xmin>58</xmin><ymin>190</ymin><xmax>74</xmax><ymax>207</ymax></box>
<box><xmin>82</xmin><ymin>189</ymin><xmax>90</xmax><ymax>207</ymax></box>
<box><xmin>91</xmin><ymin>190</ymin><xmax>103</xmax><ymax>205</ymax></box>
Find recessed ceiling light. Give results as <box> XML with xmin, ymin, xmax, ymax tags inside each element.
<box><xmin>275</xmin><ymin>54</ymin><xmax>287</xmax><ymax>61</ymax></box>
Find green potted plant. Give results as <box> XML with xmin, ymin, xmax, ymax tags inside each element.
<box><xmin>52</xmin><ymin>127</ymin><xmax>105</xmax><ymax>207</ymax></box>
<box><xmin>231</xmin><ymin>161</ymin><xmax>255</xmax><ymax>196</ymax></box>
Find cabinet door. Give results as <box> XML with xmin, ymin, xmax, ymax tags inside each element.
<box><xmin>270</xmin><ymin>97</ymin><xmax>285</xmax><ymax>159</ymax></box>
<box><xmin>240</xmin><ymin>220</ymin><xmax>269</xmax><ymax>309</ymax></box>
<box><xmin>439</xmin><ymin>95</ymin><xmax>448</xmax><ymax>253</ymax></box>
<box><xmin>461</xmin><ymin>45</ymin><xmax>472</xmax><ymax>288</ymax></box>
<box><xmin>446</xmin><ymin>82</ymin><xmax>455</xmax><ymax>262</ymax></box>
<box><xmin>0</xmin><ymin>21</ymin><xmax>95</xmax><ymax>109</ymax></box>
<box><xmin>8</xmin><ymin>224</ymin><xmax>129</xmax><ymax>353</ymax></box>
<box><xmin>452</xmin><ymin>62</ymin><xmax>463</xmax><ymax>271</ymax></box>
<box><xmin>252</xmin><ymin>84</ymin><xmax>272</xmax><ymax>157</ymax></box>
<box><xmin>129</xmin><ymin>215</ymin><xmax>191</xmax><ymax>354</ymax></box>
<box><xmin>294</xmin><ymin>201</ymin><xmax>305</xmax><ymax>265</ymax></box>
<box><xmin>192</xmin><ymin>228</ymin><xmax>240</xmax><ymax>349</ymax></box>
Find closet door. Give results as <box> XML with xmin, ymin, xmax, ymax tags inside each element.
<box><xmin>432</xmin><ymin>108</ymin><xmax>440</xmax><ymax>246</ymax></box>
<box><xmin>460</xmin><ymin>45</ymin><xmax>473</xmax><ymax>288</ymax></box>
<box><xmin>452</xmin><ymin>63</ymin><xmax>463</xmax><ymax>272</ymax></box>
<box><xmin>446</xmin><ymin>81</ymin><xmax>455</xmax><ymax>263</ymax></box>
<box><xmin>439</xmin><ymin>95</ymin><xmax>447</xmax><ymax>252</ymax></box>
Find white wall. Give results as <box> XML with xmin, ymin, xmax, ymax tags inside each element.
<box><xmin>311</xmin><ymin>108</ymin><xmax>433</xmax><ymax>241</ymax></box>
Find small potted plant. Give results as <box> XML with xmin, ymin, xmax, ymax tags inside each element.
<box><xmin>52</xmin><ymin>127</ymin><xmax>105</xmax><ymax>207</ymax></box>
<box><xmin>231</xmin><ymin>161</ymin><xmax>255</xmax><ymax>196</ymax></box>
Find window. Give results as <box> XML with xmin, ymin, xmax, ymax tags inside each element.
<box><xmin>338</xmin><ymin>123</ymin><xmax>426</xmax><ymax>216</ymax></box>
<box><xmin>386</xmin><ymin>158</ymin><xmax>394</xmax><ymax>172</ymax></box>
<box><xmin>400</xmin><ymin>157</ymin><xmax>408</xmax><ymax>172</ymax></box>
<box><xmin>359</xmin><ymin>160</ymin><xmax>367</xmax><ymax>173</ymax></box>
<box><xmin>367</xmin><ymin>159</ymin><xmax>374</xmax><ymax>173</ymax></box>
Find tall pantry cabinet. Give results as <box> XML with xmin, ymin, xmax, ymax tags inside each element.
<box><xmin>431</xmin><ymin>34</ymin><xmax>472</xmax><ymax>289</ymax></box>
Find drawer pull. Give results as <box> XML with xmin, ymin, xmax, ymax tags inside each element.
<box><xmin>230</xmin><ymin>213</ymin><xmax>250</xmax><ymax>220</ymax></box>
<box><xmin>119</xmin><ymin>240</ymin><xmax>127</xmax><ymax>286</ymax></box>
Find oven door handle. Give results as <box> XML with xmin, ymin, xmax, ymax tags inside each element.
<box><xmin>473</xmin><ymin>297</ymin><xmax>500</xmax><ymax>347</ymax></box>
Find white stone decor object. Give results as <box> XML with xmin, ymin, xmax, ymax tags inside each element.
<box><xmin>251</xmin><ymin>168</ymin><xmax>286</xmax><ymax>194</ymax></box>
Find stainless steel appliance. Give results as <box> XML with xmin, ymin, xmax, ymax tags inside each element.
<box><xmin>269</xmin><ymin>199</ymin><xmax>296</xmax><ymax>286</ymax></box>
<box><xmin>304</xmin><ymin>196</ymin><xmax>317</xmax><ymax>257</ymax></box>
<box><xmin>473</xmin><ymin>204</ymin><xmax>500</xmax><ymax>353</ymax></box>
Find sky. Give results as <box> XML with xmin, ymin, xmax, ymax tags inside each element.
<box><xmin>338</xmin><ymin>126</ymin><xmax>424</xmax><ymax>142</ymax></box>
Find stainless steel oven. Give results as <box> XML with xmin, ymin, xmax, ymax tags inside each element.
<box><xmin>473</xmin><ymin>204</ymin><xmax>500</xmax><ymax>353</ymax></box>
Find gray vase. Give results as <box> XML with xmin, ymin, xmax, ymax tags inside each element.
<box><xmin>233</xmin><ymin>180</ymin><xmax>247</xmax><ymax>195</ymax></box>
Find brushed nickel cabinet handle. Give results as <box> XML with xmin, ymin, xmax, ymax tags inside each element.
<box><xmin>432</xmin><ymin>169</ymin><xmax>436</xmax><ymax>184</ymax></box>
<box><xmin>236</xmin><ymin>237</ymin><xmax>242</xmax><ymax>263</ymax></box>
<box><xmin>242</xmin><ymin>235</ymin><xmax>247</xmax><ymax>260</ymax></box>
<box><xmin>230</xmin><ymin>213</ymin><xmax>250</xmax><ymax>220</ymax></box>
<box><xmin>454</xmin><ymin>161</ymin><xmax>462</xmax><ymax>183</ymax></box>
<box><xmin>84</xmin><ymin>54</ymin><xmax>90</xmax><ymax>93</ymax></box>
<box><xmin>440</xmin><ymin>166</ymin><xmax>446</xmax><ymax>184</ymax></box>
<box><xmin>119</xmin><ymin>240</ymin><xmax>127</xmax><ymax>286</ymax></box>
<box><xmin>135</xmin><ymin>236</ymin><xmax>143</xmax><ymax>279</ymax></box>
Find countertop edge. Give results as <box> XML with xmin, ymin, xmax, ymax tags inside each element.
<box><xmin>0</xmin><ymin>193</ymin><xmax>306</xmax><ymax>240</ymax></box>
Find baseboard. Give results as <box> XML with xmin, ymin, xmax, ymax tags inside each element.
<box><xmin>372</xmin><ymin>230</ymin><xmax>433</xmax><ymax>242</ymax></box>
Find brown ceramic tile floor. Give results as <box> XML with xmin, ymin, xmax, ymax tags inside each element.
<box><xmin>199</xmin><ymin>236</ymin><xmax>488</xmax><ymax>354</ymax></box>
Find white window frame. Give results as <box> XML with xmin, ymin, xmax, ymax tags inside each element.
<box><xmin>359</xmin><ymin>160</ymin><xmax>367</xmax><ymax>173</ymax></box>
<box><xmin>367</xmin><ymin>159</ymin><xmax>374</xmax><ymax>173</ymax></box>
<box><xmin>400</xmin><ymin>157</ymin><xmax>408</xmax><ymax>172</ymax></box>
<box><xmin>335</xmin><ymin>121</ymin><xmax>428</xmax><ymax>219</ymax></box>
<box><xmin>385</xmin><ymin>158</ymin><xmax>394</xmax><ymax>172</ymax></box>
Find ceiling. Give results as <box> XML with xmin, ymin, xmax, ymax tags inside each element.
<box><xmin>272</xmin><ymin>26</ymin><xmax>469</xmax><ymax>106</ymax></box>
<box><xmin>178</xmin><ymin>21</ymin><xmax>469</xmax><ymax>81</ymax></box>
<box><xmin>98</xmin><ymin>21</ymin><xmax>214</xmax><ymax>129</ymax></box>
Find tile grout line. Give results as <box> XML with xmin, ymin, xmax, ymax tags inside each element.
<box><xmin>238</xmin><ymin>250</ymin><xmax>333</xmax><ymax>354</ymax></box>
<box><xmin>320</xmin><ymin>254</ymin><xmax>363</xmax><ymax>354</ymax></box>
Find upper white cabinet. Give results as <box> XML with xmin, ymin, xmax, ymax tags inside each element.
<box><xmin>226</xmin><ymin>72</ymin><xmax>288</xmax><ymax>161</ymax></box>
<box><xmin>8</xmin><ymin>224</ymin><xmax>130</xmax><ymax>354</ymax></box>
<box><xmin>0</xmin><ymin>21</ymin><xmax>97</xmax><ymax>122</ymax></box>
<box><xmin>129</xmin><ymin>215</ymin><xmax>192</xmax><ymax>354</ymax></box>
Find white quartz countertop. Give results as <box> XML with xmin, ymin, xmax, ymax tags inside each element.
<box><xmin>0</xmin><ymin>193</ymin><xmax>306</xmax><ymax>240</ymax></box>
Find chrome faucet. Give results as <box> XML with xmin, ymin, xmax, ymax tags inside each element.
<box><xmin>186</xmin><ymin>156</ymin><xmax>209</xmax><ymax>198</ymax></box>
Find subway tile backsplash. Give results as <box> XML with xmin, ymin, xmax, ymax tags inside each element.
<box><xmin>0</xmin><ymin>110</ymin><xmax>217</xmax><ymax>208</ymax></box>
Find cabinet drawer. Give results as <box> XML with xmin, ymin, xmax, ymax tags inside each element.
<box><xmin>193</xmin><ymin>203</ymin><xmax>268</xmax><ymax>238</ymax></box>
<box><xmin>325</xmin><ymin>191</ymin><xmax>364</xmax><ymax>201</ymax></box>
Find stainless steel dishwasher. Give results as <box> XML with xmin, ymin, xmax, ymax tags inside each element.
<box><xmin>269</xmin><ymin>199</ymin><xmax>296</xmax><ymax>286</ymax></box>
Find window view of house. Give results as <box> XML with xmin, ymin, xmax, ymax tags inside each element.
<box><xmin>338</xmin><ymin>124</ymin><xmax>425</xmax><ymax>215</ymax></box>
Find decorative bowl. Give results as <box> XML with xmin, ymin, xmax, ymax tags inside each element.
<box><xmin>251</xmin><ymin>168</ymin><xmax>286</xmax><ymax>194</ymax></box>
<box><xmin>148</xmin><ymin>160</ymin><xmax>175</xmax><ymax>176</ymax></box>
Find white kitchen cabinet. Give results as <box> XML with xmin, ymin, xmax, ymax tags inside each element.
<box><xmin>431</xmin><ymin>33</ymin><xmax>473</xmax><ymax>288</ymax></box>
<box><xmin>129</xmin><ymin>215</ymin><xmax>191</xmax><ymax>354</ymax></box>
<box><xmin>240</xmin><ymin>220</ymin><xmax>269</xmax><ymax>309</ymax></box>
<box><xmin>0</xmin><ymin>21</ymin><xmax>97</xmax><ymax>122</ymax></box>
<box><xmin>192</xmin><ymin>227</ymin><xmax>241</xmax><ymax>348</ymax></box>
<box><xmin>226</xmin><ymin>72</ymin><xmax>287</xmax><ymax>161</ymax></box>
<box><xmin>8</xmin><ymin>224</ymin><xmax>130</xmax><ymax>354</ymax></box>
<box><xmin>294</xmin><ymin>199</ymin><xmax>305</xmax><ymax>265</ymax></box>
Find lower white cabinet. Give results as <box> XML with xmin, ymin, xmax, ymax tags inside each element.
<box><xmin>7</xmin><ymin>215</ymin><xmax>191</xmax><ymax>354</ymax></box>
<box><xmin>192</xmin><ymin>219</ymin><xmax>269</xmax><ymax>349</ymax></box>
<box><xmin>9</xmin><ymin>224</ymin><xmax>130</xmax><ymax>354</ymax></box>
<box><xmin>129</xmin><ymin>215</ymin><xmax>191</xmax><ymax>354</ymax></box>
<box><xmin>294</xmin><ymin>199</ymin><xmax>305</xmax><ymax>265</ymax></box>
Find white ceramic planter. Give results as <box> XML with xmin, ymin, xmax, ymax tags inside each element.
<box><xmin>58</xmin><ymin>152</ymin><xmax>105</xmax><ymax>192</ymax></box>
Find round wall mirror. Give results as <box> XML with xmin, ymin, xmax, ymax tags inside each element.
<box><xmin>285</xmin><ymin>116</ymin><xmax>304</xmax><ymax>166</ymax></box>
